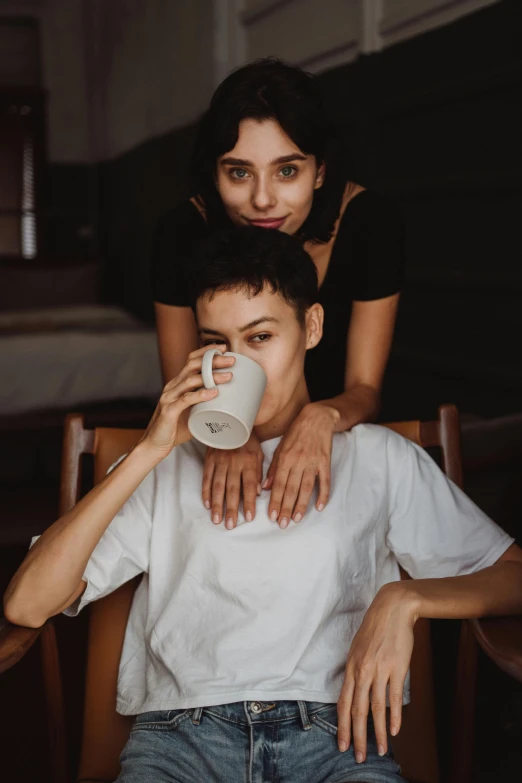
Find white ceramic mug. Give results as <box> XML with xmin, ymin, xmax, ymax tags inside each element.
<box><xmin>188</xmin><ymin>349</ymin><xmax>267</xmax><ymax>449</ymax></box>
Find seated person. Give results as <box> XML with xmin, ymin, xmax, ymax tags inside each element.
<box><xmin>4</xmin><ymin>227</ymin><xmax>522</xmax><ymax>783</ymax></box>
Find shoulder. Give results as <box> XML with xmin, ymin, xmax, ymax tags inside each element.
<box><xmin>331</xmin><ymin>189</ymin><xmax>406</xmax><ymax>298</ymax></box>
<box><xmin>338</xmin><ymin>189</ymin><xmax>404</xmax><ymax>236</ymax></box>
<box><xmin>341</xmin><ymin>424</ymin><xmax>412</xmax><ymax>467</ymax></box>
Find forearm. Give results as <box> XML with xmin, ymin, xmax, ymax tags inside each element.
<box><xmin>382</xmin><ymin>561</ymin><xmax>522</xmax><ymax>623</ymax></box>
<box><xmin>317</xmin><ymin>383</ymin><xmax>381</xmax><ymax>433</ymax></box>
<box><xmin>3</xmin><ymin>442</ymin><xmax>162</xmax><ymax>627</ymax></box>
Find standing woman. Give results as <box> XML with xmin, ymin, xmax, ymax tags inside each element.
<box><xmin>152</xmin><ymin>58</ymin><xmax>405</xmax><ymax>528</ymax></box>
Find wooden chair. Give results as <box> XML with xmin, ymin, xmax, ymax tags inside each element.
<box><xmin>1</xmin><ymin>404</ymin><xmax>521</xmax><ymax>783</ymax></box>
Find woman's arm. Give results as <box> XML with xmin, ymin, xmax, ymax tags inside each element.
<box><xmin>3</xmin><ymin>349</ymin><xmax>232</xmax><ymax>628</ymax></box>
<box><xmin>155</xmin><ymin>302</ymin><xmax>199</xmax><ymax>383</ymax></box>
<box><xmin>317</xmin><ymin>293</ymin><xmax>400</xmax><ymax>431</ymax></box>
<box><xmin>3</xmin><ymin>443</ymin><xmax>164</xmax><ymax>628</ymax></box>
<box><xmin>337</xmin><ymin>544</ymin><xmax>522</xmax><ymax>761</ymax></box>
<box><xmin>264</xmin><ymin>294</ymin><xmax>400</xmax><ymax>523</ymax></box>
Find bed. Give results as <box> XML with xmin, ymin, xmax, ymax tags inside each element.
<box><xmin>0</xmin><ymin>304</ymin><xmax>163</xmax><ymax>420</ymax></box>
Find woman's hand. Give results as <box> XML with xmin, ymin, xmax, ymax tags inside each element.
<box><xmin>337</xmin><ymin>582</ymin><xmax>417</xmax><ymax>763</ymax></box>
<box><xmin>203</xmin><ymin>431</ymin><xmax>264</xmax><ymax>529</ymax></box>
<box><xmin>142</xmin><ymin>345</ymin><xmax>234</xmax><ymax>458</ymax></box>
<box><xmin>263</xmin><ymin>402</ymin><xmax>338</xmax><ymax>527</ymax></box>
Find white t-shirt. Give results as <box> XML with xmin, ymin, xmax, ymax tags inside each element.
<box><xmin>65</xmin><ymin>425</ymin><xmax>513</xmax><ymax>715</ymax></box>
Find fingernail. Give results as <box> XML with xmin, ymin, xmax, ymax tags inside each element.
<box><xmin>378</xmin><ymin>744</ymin><xmax>386</xmax><ymax>757</ymax></box>
<box><xmin>318</xmin><ymin>503</ymin><xmax>325</xmax><ymax>511</ymax></box>
<box><xmin>226</xmin><ymin>518</ymin><xmax>234</xmax><ymax>530</ymax></box>
<box><xmin>262</xmin><ymin>479</ymin><xmax>269</xmax><ymax>489</ymax></box>
<box><xmin>338</xmin><ymin>740</ymin><xmax>347</xmax><ymax>752</ymax></box>
<box><xmin>246</xmin><ymin>511</ymin><xmax>252</xmax><ymax>522</ymax></box>
<box><xmin>204</xmin><ymin>500</ymin><xmax>210</xmax><ymax>510</ymax></box>
<box><xmin>270</xmin><ymin>510</ymin><xmax>278</xmax><ymax>522</ymax></box>
<box><xmin>391</xmin><ymin>725</ymin><xmax>398</xmax><ymax>736</ymax></box>
<box><xmin>294</xmin><ymin>512</ymin><xmax>302</xmax><ymax>523</ymax></box>
<box><xmin>356</xmin><ymin>752</ymin><xmax>363</xmax><ymax>764</ymax></box>
<box><xmin>280</xmin><ymin>517</ymin><xmax>288</xmax><ymax>529</ymax></box>
<box><xmin>213</xmin><ymin>513</ymin><xmax>220</xmax><ymax>525</ymax></box>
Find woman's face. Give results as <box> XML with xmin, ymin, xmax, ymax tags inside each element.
<box><xmin>196</xmin><ymin>285</ymin><xmax>322</xmax><ymax>431</ymax></box>
<box><xmin>215</xmin><ymin>118</ymin><xmax>325</xmax><ymax>236</ymax></box>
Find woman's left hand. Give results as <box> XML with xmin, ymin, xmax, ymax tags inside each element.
<box><xmin>264</xmin><ymin>402</ymin><xmax>339</xmax><ymax>527</ymax></box>
<box><xmin>336</xmin><ymin>582</ymin><xmax>417</xmax><ymax>763</ymax></box>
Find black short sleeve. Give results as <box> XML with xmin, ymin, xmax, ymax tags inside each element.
<box><xmin>335</xmin><ymin>191</ymin><xmax>406</xmax><ymax>301</ymax></box>
<box><xmin>151</xmin><ymin>201</ymin><xmax>209</xmax><ymax>307</ymax></box>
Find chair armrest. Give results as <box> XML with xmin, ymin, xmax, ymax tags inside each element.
<box><xmin>470</xmin><ymin>616</ymin><xmax>522</xmax><ymax>683</ymax></box>
<box><xmin>0</xmin><ymin>616</ymin><xmax>42</xmax><ymax>674</ymax></box>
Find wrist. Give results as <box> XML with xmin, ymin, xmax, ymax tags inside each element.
<box><xmin>133</xmin><ymin>438</ymin><xmax>172</xmax><ymax>467</ymax></box>
<box><xmin>377</xmin><ymin>580</ymin><xmax>421</xmax><ymax>625</ymax></box>
<box><xmin>304</xmin><ymin>401</ymin><xmax>340</xmax><ymax>429</ymax></box>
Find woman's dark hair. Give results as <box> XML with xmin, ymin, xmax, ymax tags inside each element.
<box><xmin>190</xmin><ymin>226</ymin><xmax>318</xmax><ymax>324</ymax></box>
<box><xmin>190</xmin><ymin>58</ymin><xmax>347</xmax><ymax>243</ymax></box>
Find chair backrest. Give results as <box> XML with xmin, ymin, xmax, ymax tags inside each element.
<box><xmin>59</xmin><ymin>405</ymin><xmax>465</xmax><ymax>783</ymax></box>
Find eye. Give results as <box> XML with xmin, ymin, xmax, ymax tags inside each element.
<box><xmin>230</xmin><ymin>168</ymin><xmax>249</xmax><ymax>180</ymax></box>
<box><xmin>202</xmin><ymin>339</ymin><xmax>226</xmax><ymax>347</ymax></box>
<box><xmin>279</xmin><ymin>165</ymin><xmax>297</xmax><ymax>178</ymax></box>
<box><xmin>250</xmin><ymin>333</ymin><xmax>271</xmax><ymax>343</ymax></box>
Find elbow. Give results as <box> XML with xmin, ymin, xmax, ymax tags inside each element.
<box><xmin>3</xmin><ymin>595</ymin><xmax>47</xmax><ymax>629</ymax></box>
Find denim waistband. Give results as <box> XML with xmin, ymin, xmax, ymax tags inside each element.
<box><xmin>191</xmin><ymin>700</ymin><xmax>334</xmax><ymax>731</ymax></box>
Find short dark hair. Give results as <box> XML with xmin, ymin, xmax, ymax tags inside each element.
<box><xmin>191</xmin><ymin>226</ymin><xmax>318</xmax><ymax>324</ymax></box>
<box><xmin>190</xmin><ymin>58</ymin><xmax>347</xmax><ymax>243</ymax></box>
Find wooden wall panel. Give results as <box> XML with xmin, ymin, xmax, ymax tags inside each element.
<box><xmin>243</xmin><ymin>0</ymin><xmax>360</xmax><ymax>69</ymax></box>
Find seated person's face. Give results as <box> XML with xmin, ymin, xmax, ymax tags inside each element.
<box><xmin>196</xmin><ymin>285</ymin><xmax>322</xmax><ymax>427</ymax></box>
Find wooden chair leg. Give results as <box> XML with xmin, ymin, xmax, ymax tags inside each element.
<box><xmin>448</xmin><ymin>620</ymin><xmax>478</xmax><ymax>783</ymax></box>
<box><xmin>40</xmin><ymin>621</ymin><xmax>69</xmax><ymax>783</ymax></box>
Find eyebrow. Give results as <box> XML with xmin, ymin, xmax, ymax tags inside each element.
<box><xmin>199</xmin><ymin>316</ymin><xmax>280</xmax><ymax>336</ymax></box>
<box><xmin>219</xmin><ymin>154</ymin><xmax>308</xmax><ymax>167</ymax></box>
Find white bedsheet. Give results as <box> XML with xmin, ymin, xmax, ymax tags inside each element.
<box><xmin>0</xmin><ymin>306</ymin><xmax>163</xmax><ymax>416</ymax></box>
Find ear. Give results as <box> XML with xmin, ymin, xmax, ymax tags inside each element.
<box><xmin>305</xmin><ymin>303</ymin><xmax>324</xmax><ymax>350</ymax></box>
<box><xmin>314</xmin><ymin>161</ymin><xmax>326</xmax><ymax>190</ymax></box>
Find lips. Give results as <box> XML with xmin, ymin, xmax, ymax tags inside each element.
<box><xmin>246</xmin><ymin>217</ymin><xmax>287</xmax><ymax>230</ymax></box>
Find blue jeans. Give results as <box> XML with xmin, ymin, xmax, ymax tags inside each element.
<box><xmin>117</xmin><ymin>700</ymin><xmax>407</xmax><ymax>782</ymax></box>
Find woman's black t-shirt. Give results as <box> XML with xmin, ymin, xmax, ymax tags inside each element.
<box><xmin>152</xmin><ymin>190</ymin><xmax>405</xmax><ymax>402</ymax></box>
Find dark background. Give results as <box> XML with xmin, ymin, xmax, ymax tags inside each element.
<box><xmin>1</xmin><ymin>1</ymin><xmax>521</xmax><ymax>781</ymax></box>
<box><xmin>37</xmin><ymin>0</ymin><xmax>522</xmax><ymax>422</ymax></box>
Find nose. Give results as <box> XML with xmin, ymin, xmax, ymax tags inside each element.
<box><xmin>251</xmin><ymin>174</ymin><xmax>276</xmax><ymax>212</ymax></box>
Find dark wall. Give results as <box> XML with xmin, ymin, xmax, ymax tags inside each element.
<box><xmin>319</xmin><ymin>0</ymin><xmax>522</xmax><ymax>420</ymax></box>
<box><xmin>50</xmin><ymin>0</ymin><xmax>521</xmax><ymax>420</ymax></box>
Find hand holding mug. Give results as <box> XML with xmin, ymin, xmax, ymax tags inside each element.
<box><xmin>142</xmin><ymin>346</ymin><xmax>235</xmax><ymax>457</ymax></box>
<box><xmin>189</xmin><ymin>348</ymin><xmax>267</xmax><ymax>449</ymax></box>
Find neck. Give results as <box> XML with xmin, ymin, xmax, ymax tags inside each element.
<box><xmin>254</xmin><ymin>377</ymin><xmax>310</xmax><ymax>442</ymax></box>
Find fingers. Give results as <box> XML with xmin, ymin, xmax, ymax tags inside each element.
<box><xmin>163</xmin><ymin>371</ymin><xmax>231</xmax><ymax>407</ymax></box>
<box><xmin>170</xmin><ymin>385</ymin><xmax>218</xmax><ymax>414</ymax></box>
<box><xmin>166</xmin><ymin>348</ymin><xmax>234</xmax><ymax>392</ymax></box>
<box><xmin>256</xmin><ymin>450</ymin><xmax>264</xmax><ymax>493</ymax></box>
<box><xmin>370</xmin><ymin>679</ymin><xmax>388</xmax><ymax>757</ymax></box>
<box><xmin>292</xmin><ymin>469</ymin><xmax>317</xmax><ymax>523</ymax></box>
<box><xmin>268</xmin><ymin>461</ymin><xmax>290</xmax><ymax>526</ymax></box>
<box><xmin>225</xmin><ymin>465</ymin><xmax>241</xmax><ymax>530</ymax></box>
<box><xmin>262</xmin><ymin>442</ymin><xmax>281</xmax><ymax>491</ymax></box>
<box><xmin>276</xmin><ymin>468</ymin><xmax>302</xmax><ymax>528</ymax></box>
<box><xmin>337</xmin><ymin>675</ymin><xmax>355</xmax><ymax>753</ymax></box>
<box><xmin>388</xmin><ymin>674</ymin><xmax>404</xmax><ymax>739</ymax></box>
<box><xmin>211</xmin><ymin>463</ymin><xmax>227</xmax><ymax>525</ymax></box>
<box><xmin>316</xmin><ymin>464</ymin><xmax>330</xmax><ymax>511</ymax></box>
<box><xmin>187</xmin><ymin>343</ymin><xmax>226</xmax><ymax>361</ymax></box>
<box><xmin>241</xmin><ymin>464</ymin><xmax>259</xmax><ymax>524</ymax></box>
<box><xmin>350</xmin><ymin>676</ymin><xmax>371</xmax><ymax>764</ymax></box>
<box><xmin>202</xmin><ymin>450</ymin><xmax>216</xmax><ymax>511</ymax></box>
